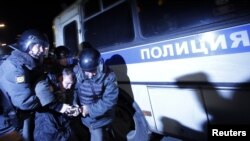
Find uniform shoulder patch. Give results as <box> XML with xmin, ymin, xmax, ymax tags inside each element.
<box><xmin>16</xmin><ymin>75</ymin><xmax>25</xmax><ymax>83</ymax></box>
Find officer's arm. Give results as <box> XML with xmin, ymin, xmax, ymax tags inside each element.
<box><xmin>35</xmin><ymin>79</ymin><xmax>55</xmax><ymax>106</ymax></box>
<box><xmin>88</xmin><ymin>72</ymin><xmax>119</xmax><ymax>118</ymax></box>
<box><xmin>35</xmin><ymin>79</ymin><xmax>71</xmax><ymax>113</ymax></box>
<box><xmin>5</xmin><ymin>68</ymin><xmax>40</xmax><ymax>110</ymax></box>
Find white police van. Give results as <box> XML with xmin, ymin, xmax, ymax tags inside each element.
<box><xmin>53</xmin><ymin>0</ymin><xmax>250</xmax><ymax>140</ymax></box>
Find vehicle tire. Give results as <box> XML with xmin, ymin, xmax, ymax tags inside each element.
<box><xmin>111</xmin><ymin>90</ymin><xmax>152</xmax><ymax>141</ymax></box>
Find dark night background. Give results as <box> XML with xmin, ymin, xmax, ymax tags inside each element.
<box><xmin>0</xmin><ymin>0</ymin><xmax>76</xmax><ymax>46</ymax></box>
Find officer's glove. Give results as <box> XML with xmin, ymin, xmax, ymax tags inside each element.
<box><xmin>65</xmin><ymin>105</ymin><xmax>81</xmax><ymax>117</ymax></box>
<box><xmin>80</xmin><ymin>105</ymin><xmax>89</xmax><ymax>117</ymax></box>
<box><xmin>59</xmin><ymin>104</ymin><xmax>72</xmax><ymax>114</ymax></box>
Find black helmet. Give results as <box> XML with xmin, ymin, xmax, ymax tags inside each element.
<box><xmin>18</xmin><ymin>29</ymin><xmax>49</xmax><ymax>52</ymax></box>
<box><xmin>54</xmin><ymin>46</ymin><xmax>70</xmax><ymax>59</ymax></box>
<box><xmin>79</xmin><ymin>47</ymin><xmax>101</xmax><ymax>71</ymax></box>
<box><xmin>80</xmin><ymin>41</ymin><xmax>93</xmax><ymax>49</ymax></box>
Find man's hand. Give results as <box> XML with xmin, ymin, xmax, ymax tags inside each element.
<box><xmin>65</xmin><ymin>105</ymin><xmax>81</xmax><ymax>117</ymax></box>
<box><xmin>59</xmin><ymin>104</ymin><xmax>72</xmax><ymax>114</ymax></box>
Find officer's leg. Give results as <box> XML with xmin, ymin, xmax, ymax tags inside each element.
<box><xmin>89</xmin><ymin>125</ymin><xmax>114</xmax><ymax>141</ymax></box>
<box><xmin>89</xmin><ymin>127</ymin><xmax>104</xmax><ymax>141</ymax></box>
<box><xmin>22</xmin><ymin>118</ymin><xmax>31</xmax><ymax>141</ymax></box>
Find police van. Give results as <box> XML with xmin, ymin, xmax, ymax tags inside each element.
<box><xmin>53</xmin><ymin>0</ymin><xmax>250</xmax><ymax>140</ymax></box>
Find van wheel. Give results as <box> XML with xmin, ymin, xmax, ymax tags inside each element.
<box><xmin>111</xmin><ymin>93</ymin><xmax>151</xmax><ymax>141</ymax></box>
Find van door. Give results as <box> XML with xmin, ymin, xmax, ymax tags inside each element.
<box><xmin>54</xmin><ymin>3</ymin><xmax>82</xmax><ymax>56</ymax></box>
<box><xmin>61</xmin><ymin>15</ymin><xmax>82</xmax><ymax>56</ymax></box>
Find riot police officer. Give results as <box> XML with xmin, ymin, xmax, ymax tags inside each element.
<box><xmin>73</xmin><ymin>43</ymin><xmax>119</xmax><ymax>141</ymax></box>
<box><xmin>54</xmin><ymin>46</ymin><xmax>71</xmax><ymax>66</ymax></box>
<box><xmin>0</xmin><ymin>29</ymin><xmax>49</xmax><ymax>140</ymax></box>
<box><xmin>44</xmin><ymin>45</ymin><xmax>78</xmax><ymax>75</ymax></box>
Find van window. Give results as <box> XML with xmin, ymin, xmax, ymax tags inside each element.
<box><xmin>137</xmin><ymin>0</ymin><xmax>250</xmax><ymax>37</ymax></box>
<box><xmin>84</xmin><ymin>0</ymin><xmax>100</xmax><ymax>18</ymax></box>
<box><xmin>103</xmin><ymin>0</ymin><xmax>119</xmax><ymax>8</ymax></box>
<box><xmin>63</xmin><ymin>21</ymin><xmax>78</xmax><ymax>56</ymax></box>
<box><xmin>84</xmin><ymin>2</ymin><xmax>134</xmax><ymax>48</ymax></box>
